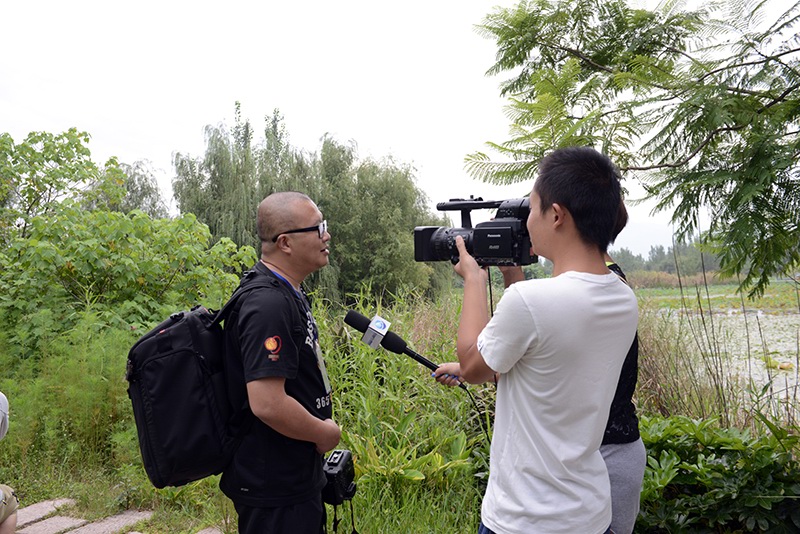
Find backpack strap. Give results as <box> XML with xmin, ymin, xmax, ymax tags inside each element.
<box><xmin>606</xmin><ymin>261</ymin><xmax>629</xmax><ymax>285</ymax></box>
<box><xmin>212</xmin><ymin>268</ymin><xmax>307</xmax><ymax>348</ymax></box>
<box><xmin>211</xmin><ymin>269</ymin><xmax>280</xmax><ymax>327</ymax></box>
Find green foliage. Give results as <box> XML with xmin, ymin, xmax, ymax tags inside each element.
<box><xmin>0</xmin><ymin>205</ymin><xmax>255</xmax><ymax>357</ymax></box>
<box><xmin>638</xmin><ymin>415</ymin><xmax>800</xmax><ymax>533</ymax></box>
<box><xmin>471</xmin><ymin>0</ymin><xmax>800</xmax><ymax>298</ymax></box>
<box><xmin>610</xmin><ymin>236</ymin><xmax>723</xmax><ymax>278</ymax></box>
<box><xmin>315</xmin><ymin>142</ymin><xmax>443</xmax><ymax>301</ymax></box>
<box><xmin>173</xmin><ymin>103</ymin><xmax>262</xmax><ymax>250</ymax></box>
<box><xmin>0</xmin><ymin>289</ymin><xmax>489</xmax><ymax>533</ymax></box>
<box><xmin>2</xmin><ymin>284</ymin><xmax>799</xmax><ymax>532</ymax></box>
<box><xmin>636</xmin><ymin>281</ymin><xmax>799</xmax><ymax>311</ymax></box>
<box><xmin>0</xmin><ymin>315</ymin><xmax>135</xmax><ymax>471</ymax></box>
<box><xmin>316</xmin><ymin>291</ymin><xmax>490</xmax><ymax>532</ymax></box>
<box><xmin>611</xmin><ymin>247</ymin><xmax>647</xmax><ymax>273</ymax></box>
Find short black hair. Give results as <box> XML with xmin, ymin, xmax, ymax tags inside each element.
<box><xmin>612</xmin><ymin>200</ymin><xmax>628</xmax><ymax>244</ymax></box>
<box><xmin>534</xmin><ymin>147</ymin><xmax>622</xmax><ymax>252</ymax></box>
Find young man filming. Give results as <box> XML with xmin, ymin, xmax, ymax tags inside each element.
<box><xmin>438</xmin><ymin>147</ymin><xmax>638</xmax><ymax>534</ymax></box>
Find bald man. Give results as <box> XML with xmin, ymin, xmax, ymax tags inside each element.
<box><xmin>220</xmin><ymin>192</ymin><xmax>340</xmax><ymax>534</ymax></box>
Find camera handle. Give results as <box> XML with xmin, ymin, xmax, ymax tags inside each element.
<box><xmin>436</xmin><ymin>197</ymin><xmax>504</xmax><ymax>228</ymax></box>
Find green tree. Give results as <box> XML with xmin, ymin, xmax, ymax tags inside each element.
<box><xmin>173</xmin><ymin>108</ymin><xmax>450</xmax><ymax>302</ymax></box>
<box><xmin>468</xmin><ymin>0</ymin><xmax>800</xmax><ymax>297</ymax></box>
<box><xmin>257</xmin><ymin>108</ymin><xmax>312</xmax><ymax>196</ymax></box>
<box><xmin>609</xmin><ymin>247</ymin><xmax>646</xmax><ymax>273</ymax></box>
<box><xmin>0</xmin><ymin>129</ymin><xmax>121</xmax><ymax>244</ymax></box>
<box><xmin>311</xmin><ymin>135</ymin><xmax>450</xmax><ymax>301</ymax></box>
<box><xmin>671</xmin><ymin>239</ymin><xmax>722</xmax><ymax>276</ymax></box>
<box><xmin>646</xmin><ymin>244</ymin><xmax>675</xmax><ymax>274</ymax></box>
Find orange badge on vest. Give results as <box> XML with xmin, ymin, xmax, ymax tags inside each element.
<box><xmin>264</xmin><ymin>336</ymin><xmax>282</xmax><ymax>361</ymax></box>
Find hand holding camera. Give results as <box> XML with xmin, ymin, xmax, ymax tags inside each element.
<box><xmin>453</xmin><ymin>235</ymin><xmax>487</xmax><ymax>282</ymax></box>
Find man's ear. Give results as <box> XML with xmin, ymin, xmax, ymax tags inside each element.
<box><xmin>275</xmin><ymin>235</ymin><xmax>292</xmax><ymax>253</ymax></box>
<box><xmin>551</xmin><ymin>203</ymin><xmax>566</xmax><ymax>227</ymax></box>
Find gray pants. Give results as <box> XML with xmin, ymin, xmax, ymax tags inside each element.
<box><xmin>600</xmin><ymin>438</ymin><xmax>647</xmax><ymax>534</ymax></box>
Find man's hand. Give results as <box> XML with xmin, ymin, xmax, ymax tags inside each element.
<box><xmin>315</xmin><ymin>418</ymin><xmax>341</xmax><ymax>454</ymax></box>
<box><xmin>434</xmin><ymin>361</ymin><xmax>499</xmax><ymax>386</ymax></box>
<box><xmin>498</xmin><ymin>265</ymin><xmax>525</xmax><ymax>287</ymax></box>
<box><xmin>432</xmin><ymin>362</ymin><xmax>463</xmax><ymax>387</ymax></box>
<box><xmin>453</xmin><ymin>236</ymin><xmax>487</xmax><ymax>282</ymax></box>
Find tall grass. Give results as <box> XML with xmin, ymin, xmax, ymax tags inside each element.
<box><xmin>320</xmin><ymin>288</ymin><xmax>493</xmax><ymax>533</ymax></box>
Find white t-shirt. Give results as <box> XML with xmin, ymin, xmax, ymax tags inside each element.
<box><xmin>478</xmin><ymin>271</ymin><xmax>638</xmax><ymax>534</ymax></box>
<box><xmin>0</xmin><ymin>391</ymin><xmax>8</xmax><ymax>441</ymax></box>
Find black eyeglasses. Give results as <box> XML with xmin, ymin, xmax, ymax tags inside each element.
<box><xmin>271</xmin><ymin>220</ymin><xmax>327</xmax><ymax>242</ymax></box>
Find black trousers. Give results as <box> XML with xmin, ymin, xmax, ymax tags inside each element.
<box><xmin>235</xmin><ymin>496</ymin><xmax>326</xmax><ymax>534</ymax></box>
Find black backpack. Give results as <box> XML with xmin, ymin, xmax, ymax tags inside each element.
<box><xmin>125</xmin><ymin>271</ymin><xmax>275</xmax><ymax>489</ymax></box>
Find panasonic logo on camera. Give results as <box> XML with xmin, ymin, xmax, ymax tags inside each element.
<box><xmin>487</xmin><ymin>233</ymin><xmax>501</xmax><ymax>238</ymax></box>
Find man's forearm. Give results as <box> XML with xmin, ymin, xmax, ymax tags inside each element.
<box><xmin>248</xmin><ymin>380</ymin><xmax>334</xmax><ymax>446</ymax></box>
<box><xmin>456</xmin><ymin>275</ymin><xmax>494</xmax><ymax>382</ymax></box>
<box><xmin>259</xmin><ymin>394</ymin><xmax>325</xmax><ymax>441</ymax></box>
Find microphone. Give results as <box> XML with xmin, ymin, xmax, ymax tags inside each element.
<box><xmin>344</xmin><ymin>310</ymin><xmax>467</xmax><ymax>390</ymax></box>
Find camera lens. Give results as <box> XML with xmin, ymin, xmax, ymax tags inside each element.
<box><xmin>431</xmin><ymin>228</ymin><xmax>472</xmax><ymax>262</ymax></box>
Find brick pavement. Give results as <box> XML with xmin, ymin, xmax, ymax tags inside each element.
<box><xmin>13</xmin><ymin>498</ymin><xmax>223</xmax><ymax>534</ymax></box>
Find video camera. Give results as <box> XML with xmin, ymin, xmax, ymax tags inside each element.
<box><xmin>414</xmin><ymin>196</ymin><xmax>535</xmax><ymax>266</ymax></box>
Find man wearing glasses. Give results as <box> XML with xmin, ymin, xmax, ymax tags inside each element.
<box><xmin>221</xmin><ymin>191</ymin><xmax>340</xmax><ymax>534</ymax></box>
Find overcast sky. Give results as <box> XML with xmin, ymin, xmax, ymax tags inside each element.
<box><xmin>1</xmin><ymin>0</ymin><xmax>677</xmax><ymax>257</ymax></box>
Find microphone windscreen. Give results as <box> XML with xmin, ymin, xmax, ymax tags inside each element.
<box><xmin>380</xmin><ymin>331</ymin><xmax>407</xmax><ymax>354</ymax></box>
<box><xmin>344</xmin><ymin>310</ymin><xmax>370</xmax><ymax>333</ymax></box>
<box><xmin>344</xmin><ymin>310</ymin><xmax>408</xmax><ymax>354</ymax></box>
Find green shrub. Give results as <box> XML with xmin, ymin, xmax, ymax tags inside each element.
<box><xmin>638</xmin><ymin>415</ymin><xmax>800</xmax><ymax>532</ymax></box>
<box><xmin>3</xmin><ymin>286</ymin><xmax>799</xmax><ymax>533</ymax></box>
<box><xmin>319</xmin><ymin>291</ymin><xmax>489</xmax><ymax>532</ymax></box>
<box><xmin>0</xmin><ymin>207</ymin><xmax>255</xmax><ymax>359</ymax></box>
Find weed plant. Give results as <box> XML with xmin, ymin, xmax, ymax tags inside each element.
<box><xmin>319</xmin><ymin>288</ymin><xmax>492</xmax><ymax>533</ymax></box>
<box><xmin>638</xmin><ymin>415</ymin><xmax>800</xmax><ymax>532</ymax></box>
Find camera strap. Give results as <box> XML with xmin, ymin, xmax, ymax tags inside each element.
<box><xmin>329</xmin><ymin>500</ymin><xmax>358</xmax><ymax>534</ymax></box>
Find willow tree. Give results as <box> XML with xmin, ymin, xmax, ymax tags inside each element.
<box><xmin>173</xmin><ymin>105</ymin><xmax>316</xmax><ymax>251</ymax></box>
<box><xmin>116</xmin><ymin>161</ymin><xmax>170</xmax><ymax>218</ymax></box>
<box><xmin>173</xmin><ymin>103</ymin><xmax>261</xmax><ymax>249</ymax></box>
<box><xmin>171</xmin><ymin>108</ymin><xmax>447</xmax><ymax>301</ymax></box>
<box><xmin>468</xmin><ymin>0</ymin><xmax>800</xmax><ymax>296</ymax></box>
